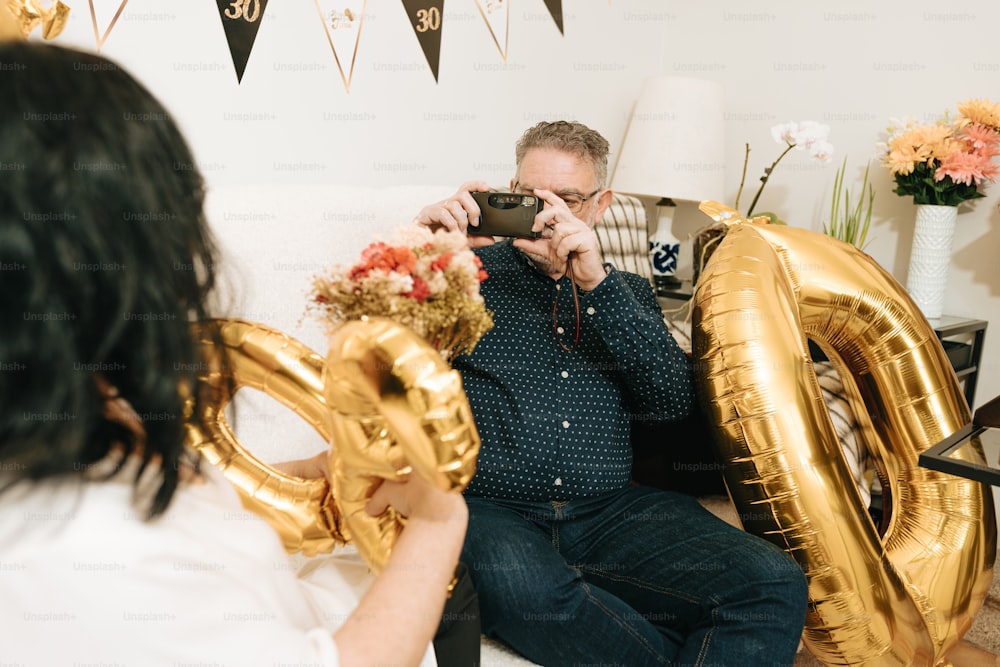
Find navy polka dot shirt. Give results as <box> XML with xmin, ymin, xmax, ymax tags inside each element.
<box><xmin>456</xmin><ymin>241</ymin><xmax>694</xmax><ymax>501</ymax></box>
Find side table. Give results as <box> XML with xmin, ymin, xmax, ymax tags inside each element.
<box><xmin>932</xmin><ymin>316</ymin><xmax>988</xmax><ymax>408</ymax></box>
<box><xmin>920</xmin><ymin>424</ymin><xmax>1000</xmax><ymax>486</ymax></box>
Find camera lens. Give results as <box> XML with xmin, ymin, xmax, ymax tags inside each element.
<box><xmin>489</xmin><ymin>193</ymin><xmax>518</xmax><ymax>209</ymax></box>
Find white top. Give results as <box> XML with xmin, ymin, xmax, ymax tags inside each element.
<box><xmin>0</xmin><ymin>461</ymin><xmax>435</xmax><ymax>667</ymax></box>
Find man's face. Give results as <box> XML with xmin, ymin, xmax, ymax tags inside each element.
<box><xmin>510</xmin><ymin>148</ymin><xmax>604</xmax><ymax>227</ymax></box>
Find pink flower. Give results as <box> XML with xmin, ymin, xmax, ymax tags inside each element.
<box><xmin>349</xmin><ymin>242</ymin><xmax>418</xmax><ymax>280</ymax></box>
<box><xmin>404</xmin><ymin>275</ymin><xmax>431</xmax><ymax>303</ymax></box>
<box><xmin>962</xmin><ymin>123</ymin><xmax>1000</xmax><ymax>158</ymax></box>
<box><xmin>474</xmin><ymin>255</ymin><xmax>488</xmax><ymax>282</ymax></box>
<box><xmin>935</xmin><ymin>150</ymin><xmax>1000</xmax><ymax>186</ymax></box>
<box><xmin>430</xmin><ymin>252</ymin><xmax>454</xmax><ymax>272</ymax></box>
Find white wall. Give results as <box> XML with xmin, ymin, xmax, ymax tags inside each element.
<box><xmin>52</xmin><ymin>1</ymin><xmax>663</xmax><ymax>187</ymax></box>
<box><xmin>51</xmin><ymin>0</ymin><xmax>1000</xmax><ymax>408</ymax></box>
<box><xmin>662</xmin><ymin>2</ymin><xmax>1000</xmax><ymax>411</ymax></box>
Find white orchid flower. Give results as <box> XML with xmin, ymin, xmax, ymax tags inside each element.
<box><xmin>771</xmin><ymin>122</ymin><xmax>799</xmax><ymax>146</ymax></box>
<box><xmin>808</xmin><ymin>140</ymin><xmax>835</xmax><ymax>163</ymax></box>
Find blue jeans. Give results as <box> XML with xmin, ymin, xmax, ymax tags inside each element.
<box><xmin>463</xmin><ymin>486</ymin><xmax>807</xmax><ymax>666</ymax></box>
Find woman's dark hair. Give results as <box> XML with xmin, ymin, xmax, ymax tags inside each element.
<box><xmin>0</xmin><ymin>41</ymin><xmax>225</xmax><ymax>516</ymax></box>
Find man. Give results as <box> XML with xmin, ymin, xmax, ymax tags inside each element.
<box><xmin>415</xmin><ymin>120</ymin><xmax>808</xmax><ymax>666</ymax></box>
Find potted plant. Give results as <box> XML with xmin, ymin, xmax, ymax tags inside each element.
<box><xmin>802</xmin><ymin>158</ymin><xmax>876</xmax><ymax>362</ymax></box>
<box><xmin>693</xmin><ymin>120</ymin><xmax>834</xmax><ymax>284</ymax></box>
<box><xmin>824</xmin><ymin>157</ymin><xmax>874</xmax><ymax>249</ymax></box>
<box><xmin>877</xmin><ymin>99</ymin><xmax>1000</xmax><ymax>318</ymax></box>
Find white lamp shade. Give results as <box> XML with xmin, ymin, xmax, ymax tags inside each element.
<box><xmin>612</xmin><ymin>76</ymin><xmax>725</xmax><ymax>203</ymax></box>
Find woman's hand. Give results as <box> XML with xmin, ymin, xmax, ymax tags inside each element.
<box><xmin>271</xmin><ymin>450</ymin><xmax>329</xmax><ymax>479</ymax></box>
<box><xmin>365</xmin><ymin>474</ymin><xmax>468</xmax><ymax>527</ymax></box>
<box><xmin>335</xmin><ymin>473</ymin><xmax>468</xmax><ymax>667</ymax></box>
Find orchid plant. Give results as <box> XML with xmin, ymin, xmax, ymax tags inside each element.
<box><xmin>694</xmin><ymin>120</ymin><xmax>834</xmax><ymax>283</ymax></box>
<box><xmin>734</xmin><ymin>120</ymin><xmax>834</xmax><ymax>222</ymax></box>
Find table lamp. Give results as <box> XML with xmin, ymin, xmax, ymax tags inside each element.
<box><xmin>611</xmin><ymin>76</ymin><xmax>725</xmax><ymax>289</ymax></box>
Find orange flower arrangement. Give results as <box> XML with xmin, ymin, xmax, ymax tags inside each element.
<box><xmin>879</xmin><ymin>98</ymin><xmax>1000</xmax><ymax>205</ymax></box>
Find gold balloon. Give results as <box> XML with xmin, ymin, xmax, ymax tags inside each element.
<box><xmin>187</xmin><ymin>317</ymin><xmax>479</xmax><ymax>572</ymax></box>
<box><xmin>692</xmin><ymin>204</ymin><xmax>997</xmax><ymax>666</ymax></box>
<box><xmin>186</xmin><ymin>319</ymin><xmax>345</xmax><ymax>557</ymax></box>
<box><xmin>0</xmin><ymin>4</ymin><xmax>20</xmax><ymax>39</ymax></box>
<box><xmin>4</xmin><ymin>0</ymin><xmax>69</xmax><ymax>40</ymax></box>
<box><xmin>324</xmin><ymin>317</ymin><xmax>480</xmax><ymax>573</ymax></box>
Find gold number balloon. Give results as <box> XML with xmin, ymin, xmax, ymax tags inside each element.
<box><xmin>324</xmin><ymin>317</ymin><xmax>480</xmax><ymax>573</ymax></box>
<box><xmin>186</xmin><ymin>318</ymin><xmax>345</xmax><ymax>557</ymax></box>
<box><xmin>4</xmin><ymin>0</ymin><xmax>70</xmax><ymax>40</ymax></box>
<box><xmin>187</xmin><ymin>317</ymin><xmax>480</xmax><ymax>572</ymax></box>
<box><xmin>692</xmin><ymin>204</ymin><xmax>996</xmax><ymax>666</ymax></box>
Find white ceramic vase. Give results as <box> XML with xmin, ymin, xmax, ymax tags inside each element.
<box><xmin>905</xmin><ymin>204</ymin><xmax>958</xmax><ymax>320</ymax></box>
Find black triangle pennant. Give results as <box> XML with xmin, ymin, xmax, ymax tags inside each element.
<box><xmin>542</xmin><ymin>0</ymin><xmax>563</xmax><ymax>35</ymax></box>
<box><xmin>401</xmin><ymin>0</ymin><xmax>444</xmax><ymax>82</ymax></box>
<box><xmin>216</xmin><ymin>0</ymin><xmax>270</xmax><ymax>83</ymax></box>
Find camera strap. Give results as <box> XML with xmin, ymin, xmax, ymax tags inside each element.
<box><xmin>552</xmin><ymin>258</ymin><xmax>581</xmax><ymax>352</ymax></box>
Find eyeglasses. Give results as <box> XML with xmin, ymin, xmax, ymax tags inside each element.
<box><xmin>513</xmin><ymin>182</ymin><xmax>601</xmax><ymax>214</ymax></box>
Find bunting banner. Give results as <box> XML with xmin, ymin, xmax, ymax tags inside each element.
<box><xmin>88</xmin><ymin>0</ymin><xmax>128</xmax><ymax>51</ymax></box>
<box><xmin>474</xmin><ymin>0</ymin><xmax>508</xmax><ymax>62</ymax></box>
<box><xmin>62</xmin><ymin>2</ymin><xmax>568</xmax><ymax>89</ymax></box>
<box><xmin>315</xmin><ymin>0</ymin><xmax>366</xmax><ymax>92</ymax></box>
<box><xmin>216</xmin><ymin>0</ymin><xmax>270</xmax><ymax>83</ymax></box>
<box><xmin>541</xmin><ymin>0</ymin><xmax>562</xmax><ymax>35</ymax></box>
<box><xmin>400</xmin><ymin>0</ymin><xmax>444</xmax><ymax>82</ymax></box>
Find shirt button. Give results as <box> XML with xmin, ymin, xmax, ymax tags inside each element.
<box><xmin>562</xmin><ymin>420</ymin><xmax>570</xmax><ymax>429</ymax></box>
<box><xmin>557</xmin><ymin>326</ymin><xmax>564</xmax><ymax>334</ymax></box>
<box><xmin>561</xmin><ymin>371</ymin><xmax>569</xmax><ymax>378</ymax></box>
<box><xmin>554</xmin><ymin>478</ymin><xmax>563</xmax><ymax>486</ymax></box>
<box><xmin>586</xmin><ymin>306</ymin><xmax>596</xmax><ymax>315</ymax></box>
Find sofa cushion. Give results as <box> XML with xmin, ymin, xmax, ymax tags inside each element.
<box><xmin>594</xmin><ymin>193</ymin><xmax>652</xmax><ymax>282</ymax></box>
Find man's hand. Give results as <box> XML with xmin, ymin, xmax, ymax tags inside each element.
<box><xmin>515</xmin><ymin>188</ymin><xmax>608</xmax><ymax>290</ymax></box>
<box><xmin>413</xmin><ymin>180</ymin><xmax>495</xmax><ymax>248</ymax></box>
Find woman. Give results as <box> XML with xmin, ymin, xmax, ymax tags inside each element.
<box><xmin>0</xmin><ymin>40</ymin><xmax>469</xmax><ymax>666</ymax></box>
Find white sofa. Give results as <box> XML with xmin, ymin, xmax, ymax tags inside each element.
<box><xmin>205</xmin><ymin>184</ymin><xmax>455</xmax><ymax>356</ymax></box>
<box><xmin>205</xmin><ymin>183</ymin><xmax>557</xmax><ymax>665</ymax></box>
